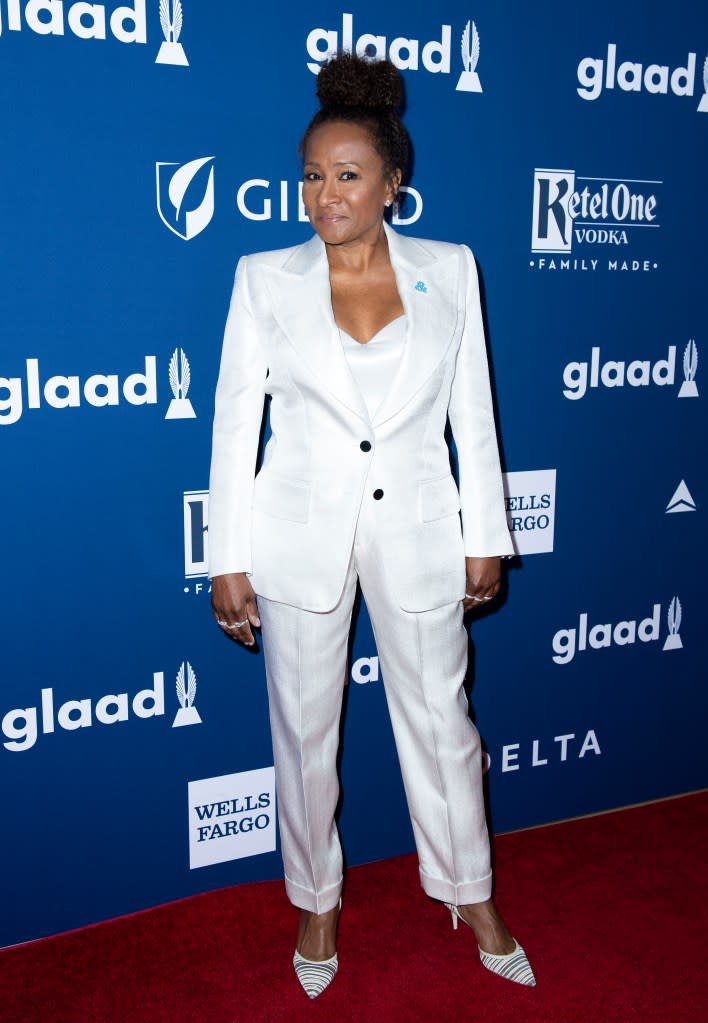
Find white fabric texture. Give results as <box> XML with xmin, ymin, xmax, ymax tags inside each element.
<box><xmin>338</xmin><ymin>315</ymin><xmax>407</xmax><ymax>420</ymax></box>
<box><xmin>258</xmin><ymin>488</ymin><xmax>492</xmax><ymax>914</ymax></box>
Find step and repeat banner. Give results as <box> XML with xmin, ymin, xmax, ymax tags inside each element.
<box><xmin>1</xmin><ymin>1</ymin><xmax>706</xmax><ymax>947</ymax></box>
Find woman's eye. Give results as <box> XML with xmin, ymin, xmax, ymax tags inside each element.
<box><xmin>304</xmin><ymin>172</ymin><xmax>321</xmax><ymax>182</ymax></box>
<box><xmin>340</xmin><ymin>171</ymin><xmax>358</xmax><ymax>181</ymax></box>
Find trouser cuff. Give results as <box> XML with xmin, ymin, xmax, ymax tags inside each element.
<box><xmin>284</xmin><ymin>874</ymin><xmax>343</xmax><ymax>913</ymax></box>
<box><xmin>419</xmin><ymin>868</ymin><xmax>493</xmax><ymax>906</ymax></box>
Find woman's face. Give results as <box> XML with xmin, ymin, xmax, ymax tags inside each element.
<box><xmin>302</xmin><ymin>121</ymin><xmax>399</xmax><ymax>247</ymax></box>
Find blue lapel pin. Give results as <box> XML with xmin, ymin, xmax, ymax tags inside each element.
<box><xmin>414</xmin><ymin>280</ymin><xmax>428</xmax><ymax>293</ymax></box>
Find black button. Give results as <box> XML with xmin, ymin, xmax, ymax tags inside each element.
<box><xmin>373</xmin><ymin>489</ymin><xmax>384</xmax><ymax>500</ymax></box>
<box><xmin>360</xmin><ymin>440</ymin><xmax>372</xmax><ymax>452</ymax></box>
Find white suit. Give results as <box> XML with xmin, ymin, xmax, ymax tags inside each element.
<box><xmin>209</xmin><ymin>223</ymin><xmax>514</xmax><ymax>913</ymax></box>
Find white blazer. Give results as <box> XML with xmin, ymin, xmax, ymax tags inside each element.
<box><xmin>209</xmin><ymin>222</ymin><xmax>513</xmax><ymax>613</ymax></box>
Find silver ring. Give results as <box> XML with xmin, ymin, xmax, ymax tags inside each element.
<box><xmin>466</xmin><ymin>594</ymin><xmax>484</xmax><ymax>602</ymax></box>
<box><xmin>227</xmin><ymin>619</ymin><xmax>248</xmax><ymax>629</ymax></box>
<box><xmin>482</xmin><ymin>596</ymin><xmax>493</xmax><ymax>602</ymax></box>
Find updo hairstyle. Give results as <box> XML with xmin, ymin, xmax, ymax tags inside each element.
<box><xmin>301</xmin><ymin>52</ymin><xmax>410</xmax><ymax>202</ymax></box>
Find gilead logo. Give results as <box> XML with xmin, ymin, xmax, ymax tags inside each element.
<box><xmin>0</xmin><ymin>1</ymin><xmax>146</xmax><ymax>43</ymax></box>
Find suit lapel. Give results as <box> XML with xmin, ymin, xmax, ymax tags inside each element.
<box><xmin>266</xmin><ymin>234</ymin><xmax>370</xmax><ymax>422</ymax></box>
<box><xmin>373</xmin><ymin>223</ymin><xmax>460</xmax><ymax>426</ymax></box>
<box><xmin>264</xmin><ymin>224</ymin><xmax>460</xmax><ymax>427</ymax></box>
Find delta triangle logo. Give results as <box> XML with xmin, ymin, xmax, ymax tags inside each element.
<box><xmin>666</xmin><ymin>480</ymin><xmax>697</xmax><ymax>514</ymax></box>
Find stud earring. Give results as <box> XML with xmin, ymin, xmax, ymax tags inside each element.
<box><xmin>385</xmin><ymin>199</ymin><xmax>392</xmax><ymax>207</ymax></box>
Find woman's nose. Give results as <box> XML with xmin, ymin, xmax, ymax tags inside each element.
<box><xmin>316</xmin><ymin>177</ymin><xmax>339</xmax><ymax>206</ymax></box>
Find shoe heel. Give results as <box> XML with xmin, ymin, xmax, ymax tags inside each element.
<box><xmin>444</xmin><ymin>902</ymin><xmax>459</xmax><ymax>930</ymax></box>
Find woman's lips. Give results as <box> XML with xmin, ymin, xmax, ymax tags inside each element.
<box><xmin>317</xmin><ymin>214</ymin><xmax>347</xmax><ymax>223</ymax></box>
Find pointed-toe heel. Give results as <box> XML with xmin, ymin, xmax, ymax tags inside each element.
<box><xmin>444</xmin><ymin>902</ymin><xmax>536</xmax><ymax>987</ymax></box>
<box><xmin>292</xmin><ymin>949</ymin><xmax>338</xmax><ymax>999</ymax></box>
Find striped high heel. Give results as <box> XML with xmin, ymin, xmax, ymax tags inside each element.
<box><xmin>292</xmin><ymin>899</ymin><xmax>341</xmax><ymax>999</ymax></box>
<box><xmin>445</xmin><ymin>902</ymin><xmax>536</xmax><ymax>987</ymax></box>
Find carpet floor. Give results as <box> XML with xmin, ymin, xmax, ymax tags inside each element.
<box><xmin>2</xmin><ymin>791</ymin><xmax>706</xmax><ymax>1023</ymax></box>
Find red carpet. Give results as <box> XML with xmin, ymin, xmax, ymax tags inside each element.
<box><xmin>2</xmin><ymin>791</ymin><xmax>706</xmax><ymax>1023</ymax></box>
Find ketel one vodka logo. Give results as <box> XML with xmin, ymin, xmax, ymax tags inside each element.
<box><xmin>165</xmin><ymin>347</ymin><xmax>195</xmax><ymax>419</ymax></box>
<box><xmin>173</xmin><ymin>661</ymin><xmax>201</xmax><ymax>726</ymax></box>
<box><xmin>156</xmin><ymin>0</ymin><xmax>188</xmax><ymax>66</ymax></box>
<box><xmin>531</xmin><ymin>169</ymin><xmax>660</xmax><ymax>256</ymax></box>
<box><xmin>156</xmin><ymin>157</ymin><xmax>215</xmax><ymax>241</ymax></box>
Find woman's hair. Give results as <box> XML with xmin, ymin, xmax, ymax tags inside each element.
<box><xmin>300</xmin><ymin>52</ymin><xmax>410</xmax><ymax>195</ymax></box>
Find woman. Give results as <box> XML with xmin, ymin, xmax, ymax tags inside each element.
<box><xmin>209</xmin><ymin>53</ymin><xmax>535</xmax><ymax>998</ymax></box>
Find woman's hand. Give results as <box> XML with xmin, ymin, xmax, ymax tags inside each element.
<box><xmin>211</xmin><ymin>573</ymin><xmax>260</xmax><ymax>646</ymax></box>
<box><xmin>463</xmin><ymin>556</ymin><xmax>501</xmax><ymax>612</ymax></box>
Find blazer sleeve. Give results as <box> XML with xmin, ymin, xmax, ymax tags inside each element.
<box><xmin>208</xmin><ymin>255</ymin><xmax>268</xmax><ymax>578</ymax></box>
<box><xmin>447</xmin><ymin>245</ymin><xmax>514</xmax><ymax>558</ymax></box>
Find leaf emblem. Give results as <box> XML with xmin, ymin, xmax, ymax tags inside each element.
<box><xmin>180</xmin><ymin>348</ymin><xmax>191</xmax><ymax>397</ymax></box>
<box><xmin>176</xmin><ymin>661</ymin><xmax>187</xmax><ymax>708</ymax></box>
<box><xmin>159</xmin><ymin>0</ymin><xmax>170</xmax><ymax>39</ymax></box>
<box><xmin>160</xmin><ymin>0</ymin><xmax>183</xmax><ymax>43</ymax></box>
<box><xmin>683</xmin><ymin>339</ymin><xmax>697</xmax><ymax>382</ymax></box>
<box><xmin>667</xmin><ymin>596</ymin><xmax>682</xmax><ymax>635</ymax></box>
<box><xmin>169</xmin><ymin>347</ymin><xmax>180</xmax><ymax>398</ymax></box>
<box><xmin>186</xmin><ymin>662</ymin><xmax>197</xmax><ymax>706</ymax></box>
<box><xmin>470</xmin><ymin>21</ymin><xmax>480</xmax><ymax>72</ymax></box>
<box><xmin>173</xmin><ymin>0</ymin><xmax>183</xmax><ymax>42</ymax></box>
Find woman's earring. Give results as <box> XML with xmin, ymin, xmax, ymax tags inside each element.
<box><xmin>384</xmin><ymin>199</ymin><xmax>392</xmax><ymax>207</ymax></box>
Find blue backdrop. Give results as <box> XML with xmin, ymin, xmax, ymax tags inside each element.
<box><xmin>1</xmin><ymin>0</ymin><xmax>706</xmax><ymax>948</ymax></box>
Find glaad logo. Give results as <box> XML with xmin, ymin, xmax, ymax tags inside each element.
<box><xmin>678</xmin><ymin>339</ymin><xmax>699</xmax><ymax>397</ymax></box>
<box><xmin>0</xmin><ymin>1</ymin><xmax>146</xmax><ymax>44</ymax></box>
<box><xmin>666</xmin><ymin>480</ymin><xmax>696</xmax><ymax>514</ymax></box>
<box><xmin>530</xmin><ymin>168</ymin><xmax>661</xmax><ymax>273</ymax></box>
<box><xmin>551</xmin><ymin>598</ymin><xmax>684</xmax><ymax>664</ymax></box>
<box><xmin>0</xmin><ymin>356</ymin><xmax>156</xmax><ymax>425</ymax></box>
<box><xmin>156</xmin><ymin>157</ymin><xmax>215</xmax><ymax>241</ymax></box>
<box><xmin>173</xmin><ymin>661</ymin><xmax>201</xmax><ymax>726</ymax></box>
<box><xmin>576</xmin><ymin>43</ymin><xmax>707</xmax><ymax>113</ymax></box>
<box><xmin>165</xmin><ymin>348</ymin><xmax>196</xmax><ymax>419</ymax></box>
<box><xmin>1</xmin><ymin>664</ymin><xmax>200</xmax><ymax>752</ymax></box>
<box><xmin>188</xmin><ymin>767</ymin><xmax>276</xmax><ymax>869</ymax></box>
<box><xmin>305</xmin><ymin>10</ymin><xmax>482</xmax><ymax>93</ymax></box>
<box><xmin>183</xmin><ymin>489</ymin><xmax>209</xmax><ymax>589</ymax></box>
<box><xmin>562</xmin><ymin>346</ymin><xmax>679</xmax><ymax>400</ymax></box>
<box><xmin>0</xmin><ymin>351</ymin><xmax>197</xmax><ymax>425</ymax></box>
<box><xmin>456</xmin><ymin>20</ymin><xmax>481</xmax><ymax>92</ymax></box>
<box><xmin>155</xmin><ymin>0</ymin><xmax>187</xmax><ymax>65</ymax></box>
<box><xmin>503</xmin><ymin>469</ymin><xmax>556</xmax><ymax>555</ymax></box>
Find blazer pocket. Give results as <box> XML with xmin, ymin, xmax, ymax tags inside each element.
<box><xmin>253</xmin><ymin>472</ymin><xmax>311</xmax><ymax>524</ymax></box>
<box><xmin>419</xmin><ymin>473</ymin><xmax>461</xmax><ymax>523</ymax></box>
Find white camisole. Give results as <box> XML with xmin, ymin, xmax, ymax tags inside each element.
<box><xmin>338</xmin><ymin>315</ymin><xmax>407</xmax><ymax>420</ymax></box>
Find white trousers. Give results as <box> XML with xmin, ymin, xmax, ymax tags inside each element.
<box><xmin>257</xmin><ymin>496</ymin><xmax>492</xmax><ymax>914</ymax></box>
